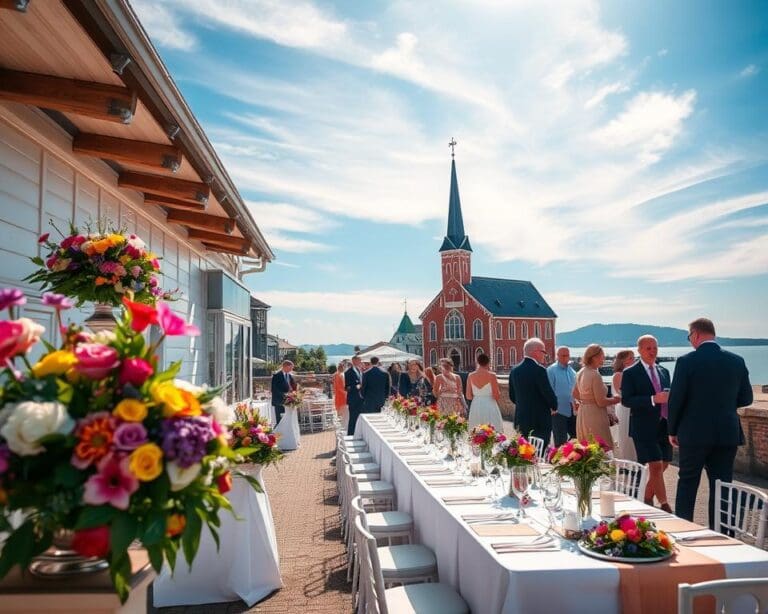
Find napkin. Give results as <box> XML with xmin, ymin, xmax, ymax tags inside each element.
<box><xmin>562</xmin><ymin>488</ymin><xmax>633</xmax><ymax>502</ymax></box>
<box><xmin>398</xmin><ymin>449</ymin><xmax>431</xmax><ymax>457</ymax></box>
<box><xmin>393</xmin><ymin>444</ymin><xmax>423</xmax><ymax>451</ymax></box>
<box><xmin>674</xmin><ymin>534</ymin><xmax>742</xmax><ymax>547</ymax></box>
<box><xmin>462</xmin><ymin>513</ymin><xmax>518</xmax><ymax>523</ymax></box>
<box><xmin>492</xmin><ymin>540</ymin><xmax>560</xmax><ymax>553</ymax></box>
<box><xmin>407</xmin><ymin>458</ymin><xmax>441</xmax><ymax>466</ymax></box>
<box><xmin>653</xmin><ymin>518</ymin><xmax>707</xmax><ymax>533</ymax></box>
<box><xmin>472</xmin><ymin>523</ymin><xmax>540</xmax><ymax>537</ymax></box>
<box><xmin>442</xmin><ymin>495</ymin><xmax>488</xmax><ymax>505</ymax></box>
<box><xmin>424</xmin><ymin>479</ymin><xmax>469</xmax><ymax>487</ymax></box>
<box><xmin>413</xmin><ymin>467</ymin><xmax>454</xmax><ymax>475</ymax></box>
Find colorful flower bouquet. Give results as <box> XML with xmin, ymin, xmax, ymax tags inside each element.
<box><xmin>581</xmin><ymin>513</ymin><xmax>675</xmax><ymax>559</ymax></box>
<box><xmin>548</xmin><ymin>437</ymin><xmax>613</xmax><ymax>520</ymax></box>
<box><xmin>419</xmin><ymin>405</ymin><xmax>441</xmax><ymax>443</ymax></box>
<box><xmin>229</xmin><ymin>405</ymin><xmax>282</xmax><ymax>467</ymax></box>
<box><xmin>494</xmin><ymin>434</ymin><xmax>536</xmax><ymax>468</ymax></box>
<box><xmin>26</xmin><ymin>222</ymin><xmax>175</xmax><ymax>306</ymax></box>
<box><xmin>0</xmin><ymin>290</ymin><xmax>254</xmax><ymax>602</ymax></box>
<box><xmin>437</xmin><ymin>412</ymin><xmax>467</xmax><ymax>456</ymax></box>
<box><xmin>283</xmin><ymin>389</ymin><xmax>304</xmax><ymax>409</ymax></box>
<box><xmin>470</xmin><ymin>423</ymin><xmax>506</xmax><ymax>471</ymax></box>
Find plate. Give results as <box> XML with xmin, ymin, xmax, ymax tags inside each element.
<box><xmin>576</xmin><ymin>540</ymin><xmax>674</xmax><ymax>564</ymax></box>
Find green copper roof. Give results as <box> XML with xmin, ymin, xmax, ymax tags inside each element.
<box><xmin>439</xmin><ymin>158</ymin><xmax>472</xmax><ymax>252</ymax></box>
<box><xmin>396</xmin><ymin>311</ymin><xmax>416</xmax><ymax>334</ymax></box>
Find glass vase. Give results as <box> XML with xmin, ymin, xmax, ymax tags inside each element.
<box><xmin>84</xmin><ymin>302</ymin><xmax>117</xmax><ymax>333</ymax></box>
<box><xmin>428</xmin><ymin>423</ymin><xmax>435</xmax><ymax>445</ymax></box>
<box><xmin>573</xmin><ymin>474</ymin><xmax>596</xmax><ymax>522</ymax></box>
<box><xmin>29</xmin><ymin>528</ymin><xmax>109</xmax><ymax>577</ymax></box>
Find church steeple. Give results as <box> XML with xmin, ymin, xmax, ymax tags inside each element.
<box><xmin>439</xmin><ymin>139</ymin><xmax>472</xmax><ymax>253</ymax></box>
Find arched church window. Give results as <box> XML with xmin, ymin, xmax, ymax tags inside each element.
<box><xmin>497</xmin><ymin>347</ymin><xmax>504</xmax><ymax>368</ymax></box>
<box><xmin>521</xmin><ymin>322</ymin><xmax>529</xmax><ymax>339</ymax></box>
<box><xmin>472</xmin><ymin>319</ymin><xmax>483</xmax><ymax>340</ymax></box>
<box><xmin>509</xmin><ymin>321</ymin><xmax>516</xmax><ymax>339</ymax></box>
<box><xmin>495</xmin><ymin>321</ymin><xmax>503</xmax><ymax>340</ymax></box>
<box><xmin>534</xmin><ymin>322</ymin><xmax>541</xmax><ymax>338</ymax></box>
<box><xmin>429</xmin><ymin>321</ymin><xmax>437</xmax><ymax>341</ymax></box>
<box><xmin>444</xmin><ymin>310</ymin><xmax>465</xmax><ymax>340</ymax></box>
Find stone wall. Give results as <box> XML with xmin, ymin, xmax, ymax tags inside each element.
<box><xmin>735</xmin><ymin>388</ymin><xmax>768</xmax><ymax>478</ymax></box>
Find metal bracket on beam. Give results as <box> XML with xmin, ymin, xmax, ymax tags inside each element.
<box><xmin>195</xmin><ymin>191</ymin><xmax>209</xmax><ymax>204</ymax></box>
<box><xmin>166</xmin><ymin>124</ymin><xmax>180</xmax><ymax>140</ymax></box>
<box><xmin>107</xmin><ymin>98</ymin><xmax>133</xmax><ymax>124</ymax></box>
<box><xmin>109</xmin><ymin>53</ymin><xmax>132</xmax><ymax>75</ymax></box>
<box><xmin>11</xmin><ymin>0</ymin><xmax>29</xmax><ymax>11</ymax></box>
<box><xmin>161</xmin><ymin>154</ymin><xmax>181</xmax><ymax>173</ymax></box>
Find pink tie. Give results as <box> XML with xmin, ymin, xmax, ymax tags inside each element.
<box><xmin>649</xmin><ymin>366</ymin><xmax>668</xmax><ymax>419</ymax></box>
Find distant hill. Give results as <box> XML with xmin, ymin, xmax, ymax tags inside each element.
<box><xmin>557</xmin><ymin>324</ymin><xmax>768</xmax><ymax>347</ymax></box>
<box><xmin>299</xmin><ymin>343</ymin><xmax>362</xmax><ymax>355</ymax></box>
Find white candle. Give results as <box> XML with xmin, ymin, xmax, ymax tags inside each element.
<box><xmin>600</xmin><ymin>490</ymin><xmax>615</xmax><ymax>517</ymax></box>
<box><xmin>563</xmin><ymin>510</ymin><xmax>579</xmax><ymax>532</ymax></box>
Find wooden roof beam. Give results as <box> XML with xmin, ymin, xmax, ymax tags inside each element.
<box><xmin>165</xmin><ymin>209</ymin><xmax>234</xmax><ymax>234</ymax></box>
<box><xmin>0</xmin><ymin>68</ymin><xmax>136</xmax><ymax>123</ymax></box>
<box><xmin>143</xmin><ymin>193</ymin><xmax>205</xmax><ymax>211</ymax></box>
<box><xmin>118</xmin><ymin>171</ymin><xmax>209</xmax><ymax>204</ymax></box>
<box><xmin>202</xmin><ymin>242</ymin><xmax>250</xmax><ymax>257</ymax></box>
<box><xmin>74</xmin><ymin>133</ymin><xmax>182</xmax><ymax>172</ymax></box>
<box><xmin>0</xmin><ymin>0</ymin><xmax>30</xmax><ymax>12</ymax></box>
<box><xmin>186</xmin><ymin>228</ymin><xmax>250</xmax><ymax>251</ymax></box>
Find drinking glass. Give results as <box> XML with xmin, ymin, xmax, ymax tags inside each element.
<box><xmin>510</xmin><ymin>467</ymin><xmax>531</xmax><ymax>519</ymax></box>
<box><xmin>541</xmin><ymin>472</ymin><xmax>563</xmax><ymax>529</ymax></box>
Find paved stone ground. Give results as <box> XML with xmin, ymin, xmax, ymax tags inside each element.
<box><xmin>152</xmin><ymin>421</ymin><xmax>767</xmax><ymax>613</ymax></box>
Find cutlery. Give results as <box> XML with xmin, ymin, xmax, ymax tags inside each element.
<box><xmin>424</xmin><ymin>479</ymin><xmax>469</xmax><ymax>487</ymax></box>
<box><xmin>672</xmin><ymin>533</ymin><xmax>732</xmax><ymax>542</ymax></box>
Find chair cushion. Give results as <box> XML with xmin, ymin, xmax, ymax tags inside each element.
<box><xmin>344</xmin><ymin>442</ymin><xmax>369</xmax><ymax>451</ymax></box>
<box><xmin>352</xmin><ymin>472</ymin><xmax>381</xmax><ymax>481</ymax></box>
<box><xmin>384</xmin><ymin>583</ymin><xmax>469</xmax><ymax>614</ymax></box>
<box><xmin>346</xmin><ymin>452</ymin><xmax>374</xmax><ymax>463</ymax></box>
<box><xmin>351</xmin><ymin>462</ymin><xmax>381</xmax><ymax>474</ymax></box>
<box><xmin>340</xmin><ymin>435</ymin><xmax>360</xmax><ymax>441</ymax></box>
<box><xmin>358</xmin><ymin>480</ymin><xmax>395</xmax><ymax>496</ymax></box>
<box><xmin>367</xmin><ymin>511</ymin><xmax>413</xmax><ymax>533</ymax></box>
<box><xmin>377</xmin><ymin>544</ymin><xmax>437</xmax><ymax>577</ymax></box>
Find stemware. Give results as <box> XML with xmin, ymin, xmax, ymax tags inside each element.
<box><xmin>541</xmin><ymin>472</ymin><xmax>563</xmax><ymax>529</ymax></box>
<box><xmin>510</xmin><ymin>467</ymin><xmax>531</xmax><ymax>519</ymax></box>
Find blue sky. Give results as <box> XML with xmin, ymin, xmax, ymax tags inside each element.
<box><xmin>131</xmin><ymin>0</ymin><xmax>768</xmax><ymax>345</ymax></box>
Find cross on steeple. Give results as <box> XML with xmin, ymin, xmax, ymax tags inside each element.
<box><xmin>403</xmin><ymin>298</ymin><xmax>408</xmax><ymax>313</ymax></box>
<box><xmin>448</xmin><ymin>137</ymin><xmax>457</xmax><ymax>158</ymax></box>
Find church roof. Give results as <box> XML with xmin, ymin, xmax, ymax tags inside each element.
<box><xmin>395</xmin><ymin>311</ymin><xmax>416</xmax><ymax>334</ymax></box>
<box><xmin>439</xmin><ymin>158</ymin><xmax>472</xmax><ymax>252</ymax></box>
<box><xmin>463</xmin><ymin>277</ymin><xmax>557</xmax><ymax>318</ymax></box>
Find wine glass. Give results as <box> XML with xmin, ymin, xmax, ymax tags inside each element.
<box><xmin>541</xmin><ymin>472</ymin><xmax>563</xmax><ymax>530</ymax></box>
<box><xmin>510</xmin><ymin>466</ymin><xmax>531</xmax><ymax>519</ymax></box>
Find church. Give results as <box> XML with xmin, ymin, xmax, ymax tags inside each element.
<box><xmin>420</xmin><ymin>148</ymin><xmax>557</xmax><ymax>371</ymax></box>
<box><xmin>389</xmin><ymin>307</ymin><xmax>423</xmax><ymax>356</ymax></box>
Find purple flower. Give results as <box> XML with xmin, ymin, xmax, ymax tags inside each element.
<box><xmin>0</xmin><ymin>444</ymin><xmax>10</xmax><ymax>474</ymax></box>
<box><xmin>42</xmin><ymin>292</ymin><xmax>74</xmax><ymax>311</ymax></box>
<box><xmin>0</xmin><ymin>288</ymin><xmax>26</xmax><ymax>311</ymax></box>
<box><xmin>113</xmin><ymin>422</ymin><xmax>148</xmax><ymax>451</ymax></box>
<box><xmin>161</xmin><ymin>416</ymin><xmax>214</xmax><ymax>468</ymax></box>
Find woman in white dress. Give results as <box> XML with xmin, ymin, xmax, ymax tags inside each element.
<box><xmin>466</xmin><ymin>353</ymin><xmax>504</xmax><ymax>430</ymax></box>
<box><xmin>611</xmin><ymin>350</ymin><xmax>636</xmax><ymax>461</ymax></box>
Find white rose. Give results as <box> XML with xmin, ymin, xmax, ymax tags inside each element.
<box><xmin>91</xmin><ymin>330</ymin><xmax>117</xmax><ymax>345</ymax></box>
<box><xmin>0</xmin><ymin>401</ymin><xmax>75</xmax><ymax>456</ymax></box>
<box><xmin>205</xmin><ymin>396</ymin><xmax>233</xmax><ymax>425</ymax></box>
<box><xmin>166</xmin><ymin>461</ymin><xmax>202</xmax><ymax>492</ymax></box>
<box><xmin>174</xmin><ymin>379</ymin><xmax>206</xmax><ymax>396</ymax></box>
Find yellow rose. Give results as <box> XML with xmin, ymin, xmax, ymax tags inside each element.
<box><xmin>113</xmin><ymin>399</ymin><xmax>148</xmax><ymax>422</ymax></box>
<box><xmin>32</xmin><ymin>350</ymin><xmax>77</xmax><ymax>378</ymax></box>
<box><xmin>129</xmin><ymin>443</ymin><xmax>163</xmax><ymax>481</ymax></box>
<box><xmin>610</xmin><ymin>529</ymin><xmax>626</xmax><ymax>542</ymax></box>
<box><xmin>119</xmin><ymin>255</ymin><xmax>132</xmax><ymax>265</ymax></box>
<box><xmin>108</xmin><ymin>233</ymin><xmax>125</xmax><ymax>245</ymax></box>
<box><xmin>151</xmin><ymin>382</ymin><xmax>201</xmax><ymax>417</ymax></box>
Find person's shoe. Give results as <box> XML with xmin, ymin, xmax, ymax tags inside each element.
<box><xmin>644</xmin><ymin>498</ymin><xmax>655</xmax><ymax>507</ymax></box>
<box><xmin>660</xmin><ymin>502</ymin><xmax>673</xmax><ymax>513</ymax></box>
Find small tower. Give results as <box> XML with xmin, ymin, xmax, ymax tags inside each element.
<box><xmin>440</xmin><ymin>138</ymin><xmax>472</xmax><ymax>289</ymax></box>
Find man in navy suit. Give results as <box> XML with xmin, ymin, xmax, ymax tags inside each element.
<box><xmin>362</xmin><ymin>356</ymin><xmax>391</xmax><ymax>415</ymax></box>
<box><xmin>509</xmin><ymin>338</ymin><xmax>557</xmax><ymax>443</ymax></box>
<box><xmin>345</xmin><ymin>355</ymin><xmax>365</xmax><ymax>436</ymax></box>
<box><xmin>270</xmin><ymin>359</ymin><xmax>297</xmax><ymax>423</ymax></box>
<box><xmin>621</xmin><ymin>335</ymin><xmax>673</xmax><ymax>511</ymax></box>
<box><xmin>668</xmin><ymin>318</ymin><xmax>753</xmax><ymax>527</ymax></box>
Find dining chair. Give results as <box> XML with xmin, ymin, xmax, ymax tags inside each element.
<box><xmin>355</xmin><ymin>516</ymin><xmax>469</xmax><ymax>614</ymax></box>
<box><xmin>611</xmin><ymin>458</ymin><xmax>649</xmax><ymax>500</ymax></box>
<box><xmin>528</xmin><ymin>436</ymin><xmax>545</xmax><ymax>461</ymax></box>
<box><xmin>678</xmin><ymin>577</ymin><xmax>768</xmax><ymax>614</ymax></box>
<box><xmin>715</xmin><ymin>479</ymin><xmax>767</xmax><ymax>548</ymax></box>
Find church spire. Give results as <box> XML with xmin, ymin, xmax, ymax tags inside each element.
<box><xmin>439</xmin><ymin>138</ymin><xmax>472</xmax><ymax>252</ymax></box>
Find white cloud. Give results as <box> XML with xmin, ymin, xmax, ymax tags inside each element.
<box><xmin>130</xmin><ymin>0</ymin><xmax>196</xmax><ymax>50</ymax></box>
<box><xmin>584</xmin><ymin>81</ymin><xmax>631</xmax><ymax>109</ymax></box>
<box><xmin>658</xmin><ymin>48</ymin><xmax>669</xmax><ymax>57</ymax></box>
<box><xmin>264</xmin><ymin>232</ymin><xmax>332</xmax><ymax>254</ymax></box>
<box><xmin>256</xmin><ymin>290</ymin><xmax>431</xmax><ymax>318</ymax></box>
<box><xmin>739</xmin><ymin>64</ymin><xmax>760</xmax><ymax>78</ymax></box>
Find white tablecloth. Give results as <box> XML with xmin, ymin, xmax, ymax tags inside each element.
<box><xmin>251</xmin><ymin>399</ymin><xmax>276</xmax><ymax>426</ymax></box>
<box><xmin>355</xmin><ymin>415</ymin><xmax>768</xmax><ymax>614</ymax></box>
<box><xmin>153</xmin><ymin>469</ymin><xmax>282</xmax><ymax>607</ymax></box>
<box><xmin>275</xmin><ymin>406</ymin><xmax>300</xmax><ymax>450</ymax></box>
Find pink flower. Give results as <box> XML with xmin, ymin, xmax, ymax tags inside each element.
<box><xmin>0</xmin><ymin>288</ymin><xmax>26</xmax><ymax>311</ymax></box>
<box><xmin>151</xmin><ymin>258</ymin><xmax>160</xmax><ymax>270</ymax></box>
<box><xmin>74</xmin><ymin>343</ymin><xmax>120</xmax><ymax>379</ymax></box>
<box><xmin>618</xmin><ymin>516</ymin><xmax>637</xmax><ymax>532</ymax></box>
<box><xmin>42</xmin><ymin>293</ymin><xmax>74</xmax><ymax>310</ymax></box>
<box><xmin>83</xmin><ymin>454</ymin><xmax>139</xmax><ymax>510</ymax></box>
<box><xmin>0</xmin><ymin>318</ymin><xmax>44</xmax><ymax>364</ymax></box>
<box><xmin>626</xmin><ymin>528</ymin><xmax>642</xmax><ymax>543</ymax></box>
<box><xmin>45</xmin><ymin>255</ymin><xmax>58</xmax><ymax>269</ymax></box>
<box><xmin>130</xmin><ymin>265</ymin><xmax>142</xmax><ymax>278</ymax></box>
<box><xmin>257</xmin><ymin>432</ymin><xmax>269</xmax><ymax>444</ymax></box>
<box><xmin>596</xmin><ymin>523</ymin><xmax>609</xmax><ymax>536</ymax></box>
<box><xmin>118</xmin><ymin>358</ymin><xmax>153</xmax><ymax>387</ymax></box>
<box><xmin>38</xmin><ymin>233</ymin><xmax>50</xmax><ymax>244</ymax></box>
<box><xmin>157</xmin><ymin>303</ymin><xmax>200</xmax><ymax>336</ymax></box>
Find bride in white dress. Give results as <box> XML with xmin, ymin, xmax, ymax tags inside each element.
<box><xmin>466</xmin><ymin>353</ymin><xmax>504</xmax><ymax>430</ymax></box>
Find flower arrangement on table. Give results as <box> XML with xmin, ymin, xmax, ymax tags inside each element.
<box><xmin>26</xmin><ymin>221</ymin><xmax>176</xmax><ymax>306</ymax></box>
<box><xmin>494</xmin><ymin>434</ymin><xmax>537</xmax><ymax>468</ymax></box>
<box><xmin>229</xmin><ymin>406</ymin><xmax>282</xmax><ymax>468</ymax></box>
<box><xmin>389</xmin><ymin>395</ymin><xmax>405</xmax><ymax>414</ymax></box>
<box><xmin>437</xmin><ymin>412</ymin><xmax>467</xmax><ymax>455</ymax></box>
<box><xmin>547</xmin><ymin>437</ymin><xmax>613</xmax><ymax>520</ymax></box>
<box><xmin>0</xmin><ymin>290</ymin><xmax>255</xmax><ymax>602</ymax></box>
<box><xmin>419</xmin><ymin>404</ymin><xmax>441</xmax><ymax>442</ymax></box>
<box><xmin>283</xmin><ymin>389</ymin><xmax>304</xmax><ymax>409</ymax></box>
<box><xmin>581</xmin><ymin>513</ymin><xmax>674</xmax><ymax>559</ymax></box>
<box><xmin>470</xmin><ymin>423</ymin><xmax>506</xmax><ymax>470</ymax></box>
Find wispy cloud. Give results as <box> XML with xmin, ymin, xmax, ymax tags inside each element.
<box><xmin>130</xmin><ymin>0</ymin><xmax>196</xmax><ymax>50</ymax></box>
<box><xmin>257</xmin><ymin>290</ymin><xmax>431</xmax><ymax>317</ymax></box>
<box><xmin>739</xmin><ymin>64</ymin><xmax>760</xmax><ymax>78</ymax></box>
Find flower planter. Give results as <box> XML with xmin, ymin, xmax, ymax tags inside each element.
<box><xmin>83</xmin><ymin>303</ymin><xmax>117</xmax><ymax>333</ymax></box>
<box><xmin>29</xmin><ymin>528</ymin><xmax>109</xmax><ymax>578</ymax></box>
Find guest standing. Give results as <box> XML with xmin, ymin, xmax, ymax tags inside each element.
<box><xmin>509</xmin><ymin>338</ymin><xmax>557</xmax><ymax>443</ymax></box>
<box><xmin>611</xmin><ymin>350</ymin><xmax>636</xmax><ymax>461</ymax></box>
<box><xmin>621</xmin><ymin>335</ymin><xmax>672</xmax><ymax>511</ymax></box>
<box><xmin>547</xmin><ymin>346</ymin><xmax>577</xmax><ymax>446</ymax></box>
<box><xmin>398</xmin><ymin>360</ymin><xmax>432</xmax><ymax>404</ymax></box>
<box><xmin>387</xmin><ymin>362</ymin><xmax>402</xmax><ymax>396</ymax></box>
<box><xmin>333</xmin><ymin>360</ymin><xmax>349</xmax><ymax>432</ymax></box>
<box><xmin>668</xmin><ymin>318</ymin><xmax>753</xmax><ymax>527</ymax></box>
<box><xmin>433</xmin><ymin>358</ymin><xmax>466</xmax><ymax>415</ymax></box>
<box><xmin>466</xmin><ymin>354</ymin><xmax>503</xmax><ymax>429</ymax></box>
<box><xmin>270</xmin><ymin>360</ymin><xmax>297</xmax><ymax>423</ymax></box>
<box><xmin>345</xmin><ymin>355</ymin><xmax>364</xmax><ymax>436</ymax></box>
<box><xmin>575</xmin><ymin>345</ymin><xmax>621</xmax><ymax>449</ymax></box>
<box><xmin>361</xmin><ymin>356</ymin><xmax>391</xmax><ymax>415</ymax></box>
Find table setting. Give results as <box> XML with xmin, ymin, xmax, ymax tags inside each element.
<box><xmin>355</xmin><ymin>403</ymin><xmax>768</xmax><ymax>614</ymax></box>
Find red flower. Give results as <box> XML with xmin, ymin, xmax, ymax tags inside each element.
<box><xmin>38</xmin><ymin>233</ymin><xmax>50</xmax><ymax>244</ymax></box>
<box><xmin>118</xmin><ymin>358</ymin><xmax>154</xmax><ymax>387</ymax></box>
<box><xmin>122</xmin><ymin>297</ymin><xmax>158</xmax><ymax>333</ymax></box>
<box><xmin>217</xmin><ymin>471</ymin><xmax>233</xmax><ymax>494</ymax></box>
<box><xmin>71</xmin><ymin>525</ymin><xmax>110</xmax><ymax>558</ymax></box>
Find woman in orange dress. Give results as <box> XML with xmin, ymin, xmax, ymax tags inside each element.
<box><xmin>334</xmin><ymin>359</ymin><xmax>348</xmax><ymax>431</ymax></box>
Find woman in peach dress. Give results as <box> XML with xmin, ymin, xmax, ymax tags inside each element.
<box><xmin>574</xmin><ymin>345</ymin><xmax>621</xmax><ymax>450</ymax></box>
<box><xmin>433</xmin><ymin>358</ymin><xmax>466</xmax><ymax>415</ymax></box>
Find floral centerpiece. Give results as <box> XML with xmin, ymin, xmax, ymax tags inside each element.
<box><xmin>229</xmin><ymin>405</ymin><xmax>282</xmax><ymax>470</ymax></box>
<box><xmin>283</xmin><ymin>389</ymin><xmax>304</xmax><ymax>409</ymax></box>
<box><xmin>470</xmin><ymin>423</ymin><xmax>506</xmax><ymax>472</ymax></box>
<box><xmin>436</xmin><ymin>413</ymin><xmax>467</xmax><ymax>457</ymax></box>
<box><xmin>26</xmin><ymin>222</ymin><xmax>175</xmax><ymax>307</ymax></box>
<box><xmin>495</xmin><ymin>433</ymin><xmax>537</xmax><ymax>498</ymax></box>
<box><xmin>548</xmin><ymin>437</ymin><xmax>613</xmax><ymax>521</ymax></box>
<box><xmin>581</xmin><ymin>513</ymin><xmax>674</xmax><ymax>559</ymax></box>
<box><xmin>0</xmin><ymin>290</ymin><xmax>254</xmax><ymax>602</ymax></box>
<box><xmin>419</xmin><ymin>404</ymin><xmax>441</xmax><ymax>443</ymax></box>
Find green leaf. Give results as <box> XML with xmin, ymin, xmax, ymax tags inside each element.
<box><xmin>75</xmin><ymin>505</ymin><xmax>117</xmax><ymax>529</ymax></box>
<box><xmin>30</xmin><ymin>256</ymin><xmax>45</xmax><ymax>266</ymax></box>
<box><xmin>164</xmin><ymin>539</ymin><xmax>178</xmax><ymax>573</ymax></box>
<box><xmin>109</xmin><ymin>552</ymin><xmax>132</xmax><ymax>604</ymax></box>
<box><xmin>141</xmin><ymin>513</ymin><xmax>166</xmax><ymax>546</ymax></box>
<box><xmin>146</xmin><ymin>543</ymin><xmax>164</xmax><ymax>574</ymax></box>
<box><xmin>236</xmin><ymin>472</ymin><xmax>264</xmax><ymax>494</ymax></box>
<box><xmin>153</xmin><ymin>361</ymin><xmax>182</xmax><ymax>384</ymax></box>
<box><xmin>208</xmin><ymin>525</ymin><xmax>220</xmax><ymax>551</ymax></box>
<box><xmin>110</xmin><ymin>513</ymin><xmax>138</xmax><ymax>557</ymax></box>
<box><xmin>0</xmin><ymin>522</ymin><xmax>36</xmax><ymax>578</ymax></box>
<box><xmin>147</xmin><ymin>473</ymin><xmax>170</xmax><ymax>505</ymax></box>
<box><xmin>181</xmin><ymin>507</ymin><xmax>202</xmax><ymax>567</ymax></box>
<box><xmin>53</xmin><ymin>463</ymin><xmax>83</xmax><ymax>488</ymax></box>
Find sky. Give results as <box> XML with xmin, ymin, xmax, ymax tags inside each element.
<box><xmin>131</xmin><ymin>0</ymin><xmax>768</xmax><ymax>346</ymax></box>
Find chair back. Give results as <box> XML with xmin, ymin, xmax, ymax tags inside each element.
<box><xmin>528</xmin><ymin>436</ymin><xmax>545</xmax><ymax>461</ymax></box>
<box><xmin>715</xmin><ymin>479</ymin><xmax>767</xmax><ymax>548</ymax></box>
<box><xmin>355</xmin><ymin>515</ymin><xmax>389</xmax><ymax>614</ymax></box>
<box><xmin>611</xmin><ymin>459</ymin><xmax>648</xmax><ymax>500</ymax></box>
<box><xmin>678</xmin><ymin>577</ymin><xmax>768</xmax><ymax>614</ymax></box>
<box><xmin>344</xmin><ymin>464</ymin><xmax>360</xmax><ymax>500</ymax></box>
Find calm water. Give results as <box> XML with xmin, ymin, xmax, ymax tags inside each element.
<box><xmin>329</xmin><ymin>346</ymin><xmax>768</xmax><ymax>384</ymax></box>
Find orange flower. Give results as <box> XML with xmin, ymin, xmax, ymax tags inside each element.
<box><xmin>166</xmin><ymin>513</ymin><xmax>186</xmax><ymax>537</ymax></box>
<box><xmin>92</xmin><ymin>238</ymin><xmax>112</xmax><ymax>254</ymax></box>
<box><xmin>95</xmin><ymin>276</ymin><xmax>109</xmax><ymax>286</ymax></box>
<box><xmin>73</xmin><ymin>414</ymin><xmax>115</xmax><ymax>467</ymax></box>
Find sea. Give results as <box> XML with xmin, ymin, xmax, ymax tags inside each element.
<box><xmin>329</xmin><ymin>346</ymin><xmax>768</xmax><ymax>385</ymax></box>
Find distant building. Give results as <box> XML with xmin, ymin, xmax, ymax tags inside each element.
<box><xmin>250</xmin><ymin>296</ymin><xmax>270</xmax><ymax>362</ymax></box>
<box><xmin>266</xmin><ymin>335</ymin><xmax>298</xmax><ymax>362</ymax></box>
<box><xmin>390</xmin><ymin>310</ymin><xmax>423</xmax><ymax>356</ymax></box>
<box><xmin>420</xmin><ymin>150</ymin><xmax>557</xmax><ymax>371</ymax></box>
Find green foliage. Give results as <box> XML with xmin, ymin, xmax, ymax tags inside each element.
<box><xmin>284</xmin><ymin>346</ymin><xmax>327</xmax><ymax>372</ymax></box>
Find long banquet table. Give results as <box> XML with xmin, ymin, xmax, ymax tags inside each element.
<box><xmin>355</xmin><ymin>414</ymin><xmax>768</xmax><ymax>614</ymax></box>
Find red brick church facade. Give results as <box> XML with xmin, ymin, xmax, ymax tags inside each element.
<box><xmin>420</xmin><ymin>154</ymin><xmax>557</xmax><ymax>371</ymax></box>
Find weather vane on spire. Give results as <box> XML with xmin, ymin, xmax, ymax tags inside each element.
<box><xmin>403</xmin><ymin>298</ymin><xmax>408</xmax><ymax>313</ymax></box>
<box><xmin>449</xmin><ymin>137</ymin><xmax>457</xmax><ymax>158</ymax></box>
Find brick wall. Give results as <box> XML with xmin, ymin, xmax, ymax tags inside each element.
<box><xmin>735</xmin><ymin>392</ymin><xmax>768</xmax><ymax>477</ymax></box>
